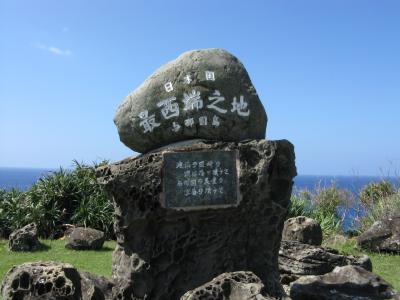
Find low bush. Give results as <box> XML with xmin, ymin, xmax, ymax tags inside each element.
<box><xmin>359</xmin><ymin>180</ymin><xmax>395</xmax><ymax>208</ymax></box>
<box><xmin>360</xmin><ymin>188</ymin><xmax>400</xmax><ymax>231</ymax></box>
<box><xmin>289</xmin><ymin>183</ymin><xmax>354</xmax><ymax>236</ymax></box>
<box><xmin>0</xmin><ymin>161</ymin><xmax>114</xmax><ymax>239</ymax></box>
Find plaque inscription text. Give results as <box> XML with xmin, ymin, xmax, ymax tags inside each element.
<box><xmin>162</xmin><ymin>150</ymin><xmax>239</xmax><ymax>209</ymax></box>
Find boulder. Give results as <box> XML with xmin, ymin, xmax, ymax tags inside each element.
<box><xmin>282</xmin><ymin>216</ymin><xmax>323</xmax><ymax>245</ymax></box>
<box><xmin>357</xmin><ymin>216</ymin><xmax>400</xmax><ymax>253</ymax></box>
<box><xmin>0</xmin><ymin>261</ymin><xmax>113</xmax><ymax>300</ymax></box>
<box><xmin>290</xmin><ymin>265</ymin><xmax>399</xmax><ymax>300</ymax></box>
<box><xmin>279</xmin><ymin>241</ymin><xmax>372</xmax><ymax>280</ymax></box>
<box><xmin>96</xmin><ymin>139</ymin><xmax>296</xmax><ymax>299</ymax></box>
<box><xmin>65</xmin><ymin>227</ymin><xmax>105</xmax><ymax>250</ymax></box>
<box><xmin>8</xmin><ymin>223</ymin><xmax>42</xmax><ymax>252</ymax></box>
<box><xmin>114</xmin><ymin>48</ymin><xmax>267</xmax><ymax>153</ymax></box>
<box><xmin>180</xmin><ymin>271</ymin><xmax>274</xmax><ymax>300</ymax></box>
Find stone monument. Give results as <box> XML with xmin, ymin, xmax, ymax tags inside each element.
<box><xmin>96</xmin><ymin>48</ymin><xmax>296</xmax><ymax>299</ymax></box>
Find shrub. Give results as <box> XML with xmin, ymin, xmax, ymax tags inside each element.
<box><xmin>287</xmin><ymin>190</ymin><xmax>311</xmax><ymax>219</ymax></box>
<box><xmin>360</xmin><ymin>188</ymin><xmax>400</xmax><ymax>231</ymax></box>
<box><xmin>0</xmin><ymin>160</ymin><xmax>114</xmax><ymax>239</ymax></box>
<box><xmin>359</xmin><ymin>180</ymin><xmax>395</xmax><ymax>208</ymax></box>
<box><xmin>289</xmin><ymin>183</ymin><xmax>353</xmax><ymax>236</ymax></box>
<box><xmin>0</xmin><ymin>188</ymin><xmax>29</xmax><ymax>237</ymax></box>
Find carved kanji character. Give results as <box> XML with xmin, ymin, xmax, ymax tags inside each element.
<box><xmin>199</xmin><ymin>116</ymin><xmax>208</xmax><ymax>126</ymax></box>
<box><xmin>231</xmin><ymin>95</ymin><xmax>250</xmax><ymax>116</ymax></box>
<box><xmin>164</xmin><ymin>82</ymin><xmax>173</xmax><ymax>92</ymax></box>
<box><xmin>184</xmin><ymin>118</ymin><xmax>195</xmax><ymax>127</ymax></box>
<box><xmin>138</xmin><ymin>110</ymin><xmax>160</xmax><ymax>133</ymax></box>
<box><xmin>205</xmin><ymin>71</ymin><xmax>215</xmax><ymax>81</ymax></box>
<box><xmin>183</xmin><ymin>90</ymin><xmax>203</xmax><ymax>111</ymax></box>
<box><xmin>207</xmin><ymin>90</ymin><xmax>227</xmax><ymax>114</ymax></box>
<box><xmin>157</xmin><ymin>97</ymin><xmax>179</xmax><ymax>119</ymax></box>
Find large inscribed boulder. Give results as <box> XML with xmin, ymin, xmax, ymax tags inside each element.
<box><xmin>114</xmin><ymin>48</ymin><xmax>267</xmax><ymax>153</ymax></box>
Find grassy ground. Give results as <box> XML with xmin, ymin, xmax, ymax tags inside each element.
<box><xmin>324</xmin><ymin>237</ymin><xmax>400</xmax><ymax>291</ymax></box>
<box><xmin>0</xmin><ymin>239</ymin><xmax>114</xmax><ymax>281</ymax></box>
<box><xmin>1</xmin><ymin>238</ymin><xmax>399</xmax><ymax>292</ymax></box>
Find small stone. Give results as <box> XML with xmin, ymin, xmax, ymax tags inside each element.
<box><xmin>279</xmin><ymin>240</ymin><xmax>372</xmax><ymax>277</ymax></box>
<box><xmin>357</xmin><ymin>215</ymin><xmax>400</xmax><ymax>253</ymax></box>
<box><xmin>181</xmin><ymin>271</ymin><xmax>274</xmax><ymax>300</ymax></box>
<box><xmin>8</xmin><ymin>223</ymin><xmax>42</xmax><ymax>252</ymax></box>
<box><xmin>282</xmin><ymin>216</ymin><xmax>323</xmax><ymax>245</ymax></box>
<box><xmin>114</xmin><ymin>48</ymin><xmax>267</xmax><ymax>153</ymax></box>
<box><xmin>0</xmin><ymin>261</ymin><xmax>113</xmax><ymax>300</ymax></box>
<box><xmin>290</xmin><ymin>265</ymin><xmax>399</xmax><ymax>300</ymax></box>
<box><xmin>65</xmin><ymin>227</ymin><xmax>105</xmax><ymax>250</ymax></box>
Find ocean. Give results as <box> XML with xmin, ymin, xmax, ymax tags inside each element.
<box><xmin>0</xmin><ymin>167</ymin><xmax>397</xmax><ymax>192</ymax></box>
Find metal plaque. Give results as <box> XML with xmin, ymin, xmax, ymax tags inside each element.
<box><xmin>162</xmin><ymin>150</ymin><xmax>239</xmax><ymax>210</ymax></box>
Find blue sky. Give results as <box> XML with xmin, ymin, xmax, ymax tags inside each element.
<box><xmin>0</xmin><ymin>0</ymin><xmax>399</xmax><ymax>175</ymax></box>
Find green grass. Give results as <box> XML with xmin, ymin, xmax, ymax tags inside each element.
<box><xmin>0</xmin><ymin>239</ymin><xmax>115</xmax><ymax>281</ymax></box>
<box><xmin>324</xmin><ymin>237</ymin><xmax>400</xmax><ymax>291</ymax></box>
<box><xmin>1</xmin><ymin>238</ymin><xmax>399</xmax><ymax>293</ymax></box>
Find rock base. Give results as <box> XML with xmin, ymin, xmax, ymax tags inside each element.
<box><xmin>96</xmin><ymin>139</ymin><xmax>296</xmax><ymax>299</ymax></box>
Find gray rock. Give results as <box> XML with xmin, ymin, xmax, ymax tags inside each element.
<box><xmin>65</xmin><ymin>227</ymin><xmax>105</xmax><ymax>250</ymax></box>
<box><xmin>282</xmin><ymin>216</ymin><xmax>323</xmax><ymax>246</ymax></box>
<box><xmin>357</xmin><ymin>216</ymin><xmax>400</xmax><ymax>253</ymax></box>
<box><xmin>96</xmin><ymin>139</ymin><xmax>296</xmax><ymax>299</ymax></box>
<box><xmin>180</xmin><ymin>271</ymin><xmax>274</xmax><ymax>300</ymax></box>
<box><xmin>0</xmin><ymin>261</ymin><xmax>113</xmax><ymax>300</ymax></box>
<box><xmin>290</xmin><ymin>265</ymin><xmax>399</xmax><ymax>300</ymax></box>
<box><xmin>114</xmin><ymin>48</ymin><xmax>267</xmax><ymax>153</ymax></box>
<box><xmin>9</xmin><ymin>223</ymin><xmax>41</xmax><ymax>252</ymax></box>
<box><xmin>279</xmin><ymin>241</ymin><xmax>372</xmax><ymax>279</ymax></box>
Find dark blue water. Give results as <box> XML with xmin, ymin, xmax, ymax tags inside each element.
<box><xmin>0</xmin><ymin>168</ymin><xmax>54</xmax><ymax>191</ymax></box>
<box><xmin>0</xmin><ymin>167</ymin><xmax>398</xmax><ymax>192</ymax></box>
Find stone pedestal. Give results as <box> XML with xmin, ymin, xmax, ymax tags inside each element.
<box><xmin>96</xmin><ymin>139</ymin><xmax>296</xmax><ymax>300</ymax></box>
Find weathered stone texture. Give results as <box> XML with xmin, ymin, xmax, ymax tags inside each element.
<box><xmin>65</xmin><ymin>227</ymin><xmax>105</xmax><ymax>250</ymax></box>
<box><xmin>96</xmin><ymin>139</ymin><xmax>296</xmax><ymax>300</ymax></box>
<box><xmin>279</xmin><ymin>240</ymin><xmax>372</xmax><ymax>278</ymax></box>
<box><xmin>282</xmin><ymin>216</ymin><xmax>323</xmax><ymax>246</ymax></box>
<box><xmin>290</xmin><ymin>265</ymin><xmax>399</xmax><ymax>300</ymax></box>
<box><xmin>9</xmin><ymin>223</ymin><xmax>42</xmax><ymax>252</ymax></box>
<box><xmin>114</xmin><ymin>48</ymin><xmax>267</xmax><ymax>153</ymax></box>
<box><xmin>357</xmin><ymin>215</ymin><xmax>400</xmax><ymax>253</ymax></box>
<box><xmin>0</xmin><ymin>261</ymin><xmax>113</xmax><ymax>300</ymax></box>
<box><xmin>180</xmin><ymin>271</ymin><xmax>273</xmax><ymax>300</ymax></box>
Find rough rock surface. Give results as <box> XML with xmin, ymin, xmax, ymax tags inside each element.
<box><xmin>65</xmin><ymin>227</ymin><xmax>105</xmax><ymax>250</ymax></box>
<box><xmin>279</xmin><ymin>240</ymin><xmax>372</xmax><ymax>281</ymax></box>
<box><xmin>290</xmin><ymin>265</ymin><xmax>399</xmax><ymax>300</ymax></box>
<box><xmin>0</xmin><ymin>261</ymin><xmax>113</xmax><ymax>300</ymax></box>
<box><xmin>282</xmin><ymin>216</ymin><xmax>323</xmax><ymax>246</ymax></box>
<box><xmin>9</xmin><ymin>223</ymin><xmax>42</xmax><ymax>252</ymax></box>
<box><xmin>180</xmin><ymin>271</ymin><xmax>274</xmax><ymax>300</ymax></box>
<box><xmin>96</xmin><ymin>139</ymin><xmax>296</xmax><ymax>299</ymax></box>
<box><xmin>114</xmin><ymin>48</ymin><xmax>267</xmax><ymax>153</ymax></box>
<box><xmin>357</xmin><ymin>215</ymin><xmax>400</xmax><ymax>253</ymax></box>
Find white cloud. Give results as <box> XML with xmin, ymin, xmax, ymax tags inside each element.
<box><xmin>34</xmin><ymin>42</ymin><xmax>72</xmax><ymax>56</ymax></box>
